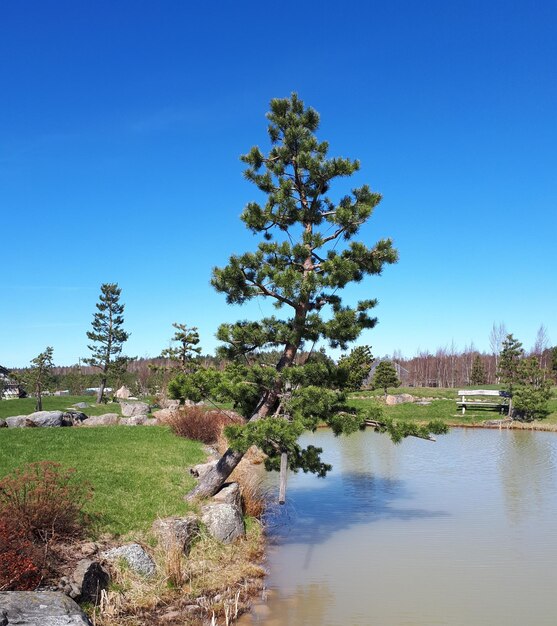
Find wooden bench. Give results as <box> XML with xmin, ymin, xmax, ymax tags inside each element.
<box><xmin>457</xmin><ymin>390</ymin><xmax>510</xmax><ymax>415</ymax></box>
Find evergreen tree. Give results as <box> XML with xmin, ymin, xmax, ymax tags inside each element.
<box><xmin>470</xmin><ymin>355</ymin><xmax>487</xmax><ymax>385</ymax></box>
<box><xmin>160</xmin><ymin>323</ymin><xmax>201</xmax><ymax>372</ymax></box>
<box><xmin>497</xmin><ymin>334</ymin><xmax>524</xmax><ymax>396</ymax></box>
<box><xmin>22</xmin><ymin>347</ymin><xmax>54</xmax><ymax>411</ymax></box>
<box><xmin>551</xmin><ymin>346</ymin><xmax>557</xmax><ymax>382</ymax></box>
<box><xmin>338</xmin><ymin>345</ymin><xmax>374</xmax><ymax>391</ymax></box>
<box><xmin>181</xmin><ymin>95</ymin><xmax>446</xmax><ymax>500</ymax></box>
<box><xmin>372</xmin><ymin>360</ymin><xmax>401</xmax><ymax>396</ymax></box>
<box><xmin>84</xmin><ymin>283</ymin><xmax>131</xmax><ymax>403</ymax></box>
<box><xmin>513</xmin><ymin>356</ymin><xmax>551</xmax><ymax>421</ymax></box>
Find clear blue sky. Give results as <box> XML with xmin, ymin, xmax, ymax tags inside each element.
<box><xmin>2</xmin><ymin>0</ymin><xmax>556</xmax><ymax>367</ymax></box>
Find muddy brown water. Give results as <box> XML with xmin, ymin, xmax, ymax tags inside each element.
<box><xmin>238</xmin><ymin>428</ymin><xmax>557</xmax><ymax>625</ymax></box>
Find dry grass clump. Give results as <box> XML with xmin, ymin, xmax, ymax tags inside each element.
<box><xmin>92</xmin><ymin>525</ymin><xmax>265</xmax><ymax>626</ymax></box>
<box><xmin>167</xmin><ymin>406</ymin><xmax>244</xmax><ymax>445</ymax></box>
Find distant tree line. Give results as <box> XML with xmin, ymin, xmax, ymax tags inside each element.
<box><xmin>395</xmin><ymin>324</ymin><xmax>556</xmax><ymax>388</ymax></box>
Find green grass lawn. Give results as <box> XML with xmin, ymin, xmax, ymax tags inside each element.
<box><xmin>348</xmin><ymin>387</ymin><xmax>557</xmax><ymax>425</ymax></box>
<box><xmin>0</xmin><ymin>395</ymin><xmax>132</xmax><ymax>419</ymax></box>
<box><xmin>0</xmin><ymin>426</ymin><xmax>206</xmax><ymax>536</ymax></box>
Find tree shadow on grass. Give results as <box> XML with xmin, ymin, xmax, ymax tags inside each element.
<box><xmin>263</xmin><ymin>470</ymin><xmax>448</xmax><ymax>549</ymax></box>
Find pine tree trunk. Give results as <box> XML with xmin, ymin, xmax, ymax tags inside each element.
<box><xmin>97</xmin><ymin>377</ymin><xmax>107</xmax><ymax>404</ymax></box>
<box><xmin>187</xmin><ymin>329</ymin><xmax>304</xmax><ymax>500</ymax></box>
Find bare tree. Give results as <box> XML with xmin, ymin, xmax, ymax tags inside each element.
<box><xmin>489</xmin><ymin>322</ymin><xmax>507</xmax><ymax>384</ymax></box>
<box><xmin>532</xmin><ymin>324</ymin><xmax>550</xmax><ymax>369</ymax></box>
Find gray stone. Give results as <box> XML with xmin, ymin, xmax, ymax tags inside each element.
<box><xmin>143</xmin><ymin>419</ymin><xmax>158</xmax><ymax>426</ymax></box>
<box><xmin>212</xmin><ymin>482</ymin><xmax>241</xmax><ymax>509</ymax></box>
<box><xmin>152</xmin><ymin>515</ymin><xmax>199</xmax><ymax>554</ymax></box>
<box><xmin>80</xmin><ymin>414</ymin><xmax>119</xmax><ymax>427</ymax></box>
<box><xmin>72</xmin><ymin>402</ymin><xmax>89</xmax><ymax>409</ymax></box>
<box><xmin>160</xmin><ymin>399</ymin><xmax>180</xmax><ymax>410</ymax></box>
<box><xmin>120</xmin><ymin>402</ymin><xmax>149</xmax><ymax>417</ymax></box>
<box><xmin>0</xmin><ymin>419</ymin><xmax>6</xmax><ymax>428</ymax></box>
<box><xmin>190</xmin><ymin>460</ymin><xmax>218</xmax><ymax>479</ymax></box>
<box><xmin>61</xmin><ymin>412</ymin><xmax>88</xmax><ymax>427</ymax></box>
<box><xmin>101</xmin><ymin>543</ymin><xmax>155</xmax><ymax>577</ymax></box>
<box><xmin>0</xmin><ymin>591</ymin><xmax>93</xmax><ymax>625</ymax></box>
<box><xmin>385</xmin><ymin>393</ymin><xmax>414</xmax><ymax>406</ymax></box>
<box><xmin>27</xmin><ymin>411</ymin><xmax>64</xmax><ymax>427</ymax></box>
<box><xmin>201</xmin><ymin>503</ymin><xmax>245</xmax><ymax>544</ymax></box>
<box><xmin>119</xmin><ymin>415</ymin><xmax>149</xmax><ymax>426</ymax></box>
<box><xmin>152</xmin><ymin>408</ymin><xmax>178</xmax><ymax>424</ymax></box>
<box><xmin>72</xmin><ymin>559</ymin><xmax>109</xmax><ymax>604</ymax></box>
<box><xmin>5</xmin><ymin>416</ymin><xmax>34</xmax><ymax>428</ymax></box>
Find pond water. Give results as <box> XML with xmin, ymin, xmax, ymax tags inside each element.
<box><xmin>238</xmin><ymin>428</ymin><xmax>557</xmax><ymax>625</ymax></box>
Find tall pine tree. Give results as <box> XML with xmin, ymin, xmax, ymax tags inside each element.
<box><xmin>84</xmin><ymin>283</ymin><xmax>131</xmax><ymax>403</ymax></box>
<box><xmin>185</xmin><ymin>94</ymin><xmax>445</xmax><ymax>499</ymax></box>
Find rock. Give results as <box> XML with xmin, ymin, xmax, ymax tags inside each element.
<box><xmin>101</xmin><ymin>543</ymin><xmax>156</xmax><ymax>577</ymax></box>
<box><xmin>201</xmin><ymin>503</ymin><xmax>245</xmax><ymax>543</ymax></box>
<box><xmin>0</xmin><ymin>591</ymin><xmax>93</xmax><ymax>625</ymax></box>
<box><xmin>152</xmin><ymin>515</ymin><xmax>199</xmax><ymax>554</ymax></box>
<box><xmin>72</xmin><ymin>402</ymin><xmax>89</xmax><ymax>409</ymax></box>
<box><xmin>5</xmin><ymin>415</ymin><xmax>35</xmax><ymax>428</ymax></box>
<box><xmin>115</xmin><ymin>385</ymin><xmax>131</xmax><ymax>399</ymax></box>
<box><xmin>143</xmin><ymin>419</ymin><xmax>158</xmax><ymax>426</ymax></box>
<box><xmin>385</xmin><ymin>393</ymin><xmax>415</xmax><ymax>406</ymax></box>
<box><xmin>80</xmin><ymin>414</ymin><xmax>120</xmax><ymax>427</ymax></box>
<box><xmin>0</xmin><ymin>419</ymin><xmax>6</xmax><ymax>428</ymax></box>
<box><xmin>152</xmin><ymin>408</ymin><xmax>178</xmax><ymax>424</ymax></box>
<box><xmin>26</xmin><ymin>411</ymin><xmax>64</xmax><ymax>427</ymax></box>
<box><xmin>159</xmin><ymin>398</ymin><xmax>180</xmax><ymax>410</ymax></box>
<box><xmin>61</xmin><ymin>411</ymin><xmax>89</xmax><ymax>426</ymax></box>
<box><xmin>483</xmin><ymin>418</ymin><xmax>513</xmax><ymax>427</ymax></box>
<box><xmin>120</xmin><ymin>402</ymin><xmax>150</xmax><ymax>417</ymax></box>
<box><xmin>190</xmin><ymin>460</ymin><xmax>218</xmax><ymax>479</ymax></box>
<box><xmin>119</xmin><ymin>415</ymin><xmax>149</xmax><ymax>426</ymax></box>
<box><xmin>212</xmin><ymin>483</ymin><xmax>241</xmax><ymax>509</ymax></box>
<box><xmin>72</xmin><ymin>559</ymin><xmax>110</xmax><ymax>604</ymax></box>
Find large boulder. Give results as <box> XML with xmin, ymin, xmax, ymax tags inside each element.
<box><xmin>152</xmin><ymin>515</ymin><xmax>199</xmax><ymax>554</ymax></box>
<box><xmin>5</xmin><ymin>415</ymin><xmax>34</xmax><ymax>428</ymax></box>
<box><xmin>119</xmin><ymin>416</ymin><xmax>149</xmax><ymax>426</ymax></box>
<box><xmin>201</xmin><ymin>503</ymin><xmax>245</xmax><ymax>544</ymax></box>
<box><xmin>152</xmin><ymin>408</ymin><xmax>178</xmax><ymax>424</ymax></box>
<box><xmin>101</xmin><ymin>543</ymin><xmax>156</xmax><ymax>577</ymax></box>
<box><xmin>120</xmin><ymin>402</ymin><xmax>150</xmax><ymax>417</ymax></box>
<box><xmin>212</xmin><ymin>482</ymin><xmax>241</xmax><ymax>509</ymax></box>
<box><xmin>385</xmin><ymin>393</ymin><xmax>414</xmax><ymax>406</ymax></box>
<box><xmin>61</xmin><ymin>411</ymin><xmax>89</xmax><ymax>427</ymax></box>
<box><xmin>190</xmin><ymin>460</ymin><xmax>218</xmax><ymax>479</ymax></box>
<box><xmin>80</xmin><ymin>414</ymin><xmax>120</xmax><ymax>427</ymax></box>
<box><xmin>27</xmin><ymin>411</ymin><xmax>64</xmax><ymax>427</ymax></box>
<box><xmin>115</xmin><ymin>385</ymin><xmax>131</xmax><ymax>399</ymax></box>
<box><xmin>0</xmin><ymin>591</ymin><xmax>93</xmax><ymax>625</ymax></box>
<box><xmin>72</xmin><ymin>402</ymin><xmax>89</xmax><ymax>409</ymax></box>
<box><xmin>159</xmin><ymin>398</ymin><xmax>180</xmax><ymax>410</ymax></box>
<box><xmin>72</xmin><ymin>559</ymin><xmax>110</xmax><ymax>604</ymax></box>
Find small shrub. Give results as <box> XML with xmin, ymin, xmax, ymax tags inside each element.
<box><xmin>0</xmin><ymin>519</ymin><xmax>43</xmax><ymax>591</ymax></box>
<box><xmin>0</xmin><ymin>461</ymin><xmax>92</xmax><ymax>543</ymax></box>
<box><xmin>167</xmin><ymin>406</ymin><xmax>243</xmax><ymax>444</ymax></box>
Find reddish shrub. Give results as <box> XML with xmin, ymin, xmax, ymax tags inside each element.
<box><xmin>167</xmin><ymin>406</ymin><xmax>243</xmax><ymax>444</ymax></box>
<box><xmin>0</xmin><ymin>519</ymin><xmax>43</xmax><ymax>591</ymax></box>
<box><xmin>0</xmin><ymin>461</ymin><xmax>92</xmax><ymax>543</ymax></box>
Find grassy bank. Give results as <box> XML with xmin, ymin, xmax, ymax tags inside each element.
<box><xmin>0</xmin><ymin>395</ymin><xmax>131</xmax><ymax>419</ymax></box>
<box><xmin>0</xmin><ymin>425</ymin><xmax>205</xmax><ymax>536</ymax></box>
<box><xmin>348</xmin><ymin>386</ymin><xmax>557</xmax><ymax>427</ymax></box>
